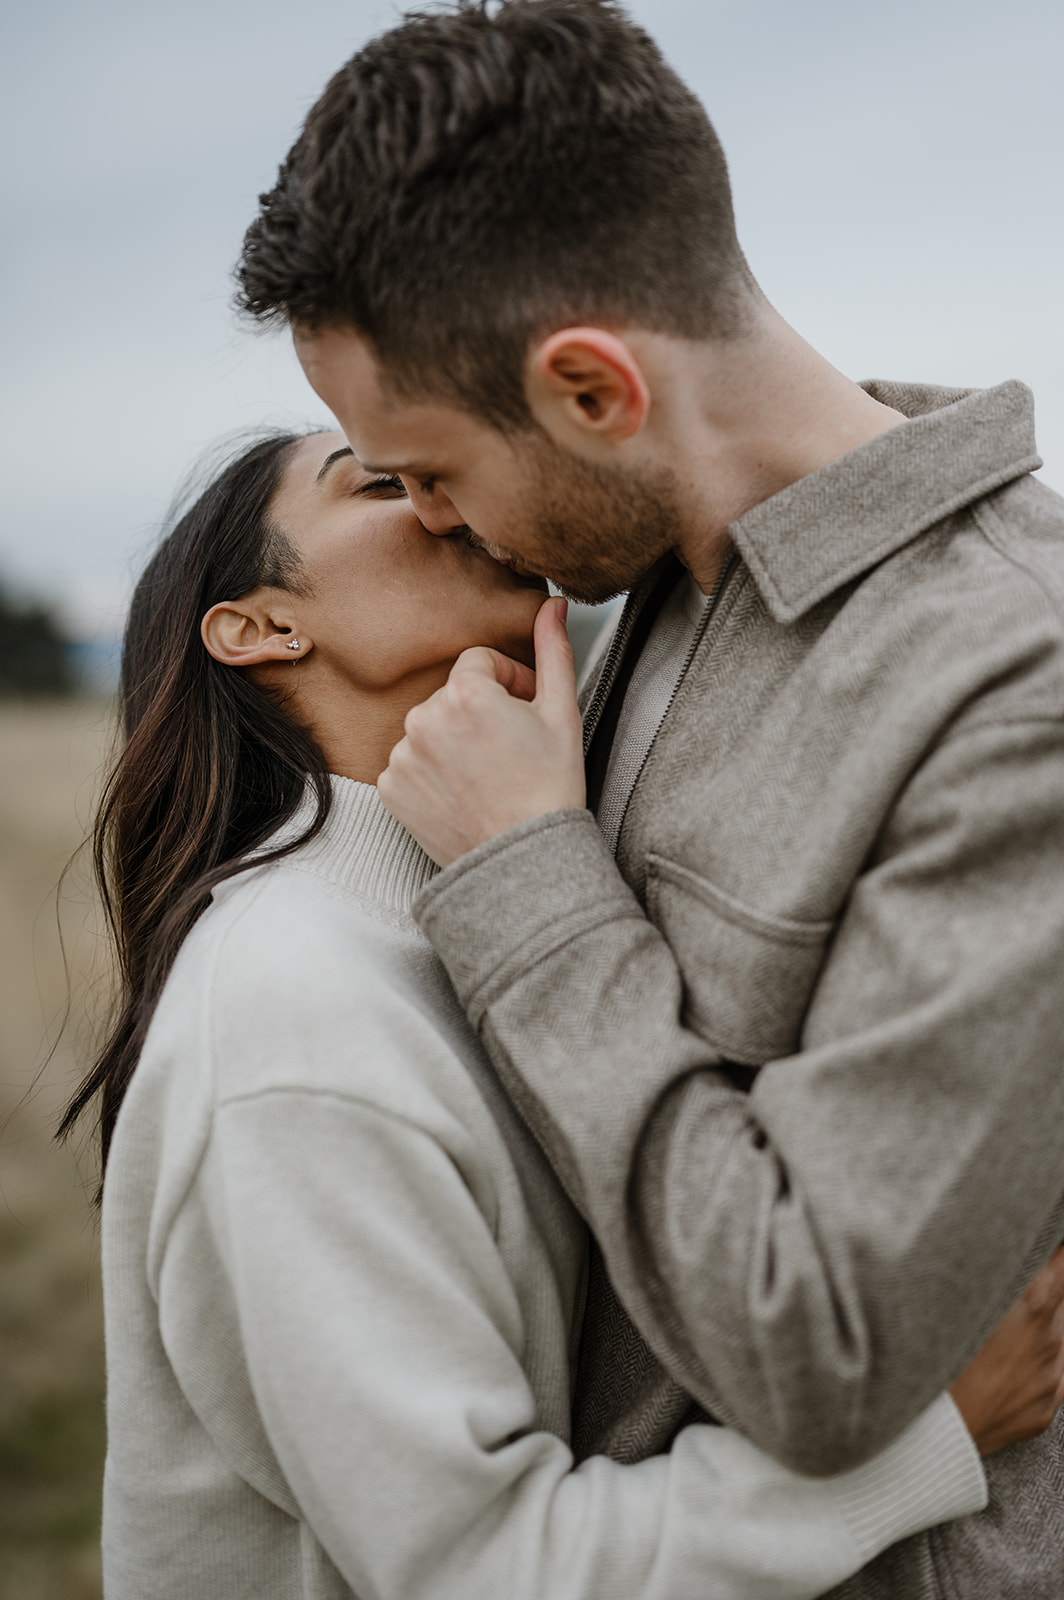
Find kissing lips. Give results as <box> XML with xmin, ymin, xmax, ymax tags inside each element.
<box><xmin>466</xmin><ymin>532</ymin><xmax>548</xmax><ymax>590</ymax></box>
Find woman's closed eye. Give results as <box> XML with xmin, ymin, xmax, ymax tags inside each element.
<box><xmin>358</xmin><ymin>474</ymin><xmax>408</xmax><ymax>499</ymax></box>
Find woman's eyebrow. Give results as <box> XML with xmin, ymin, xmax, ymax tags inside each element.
<box><xmin>315</xmin><ymin>445</ymin><xmax>355</xmax><ymax>484</ymax></box>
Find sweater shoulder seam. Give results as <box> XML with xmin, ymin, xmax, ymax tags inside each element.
<box><xmin>146</xmin><ymin>870</ymin><xmax>296</xmax><ymax>1291</ymax></box>
<box><xmin>216</xmin><ymin>1082</ymin><xmax>455</xmax><ymax>1147</ymax></box>
<box><xmin>149</xmin><ymin>876</ymin><xmax>281</xmax><ymax>1286</ymax></box>
<box><xmin>155</xmin><ymin>1090</ymin><xmax>463</xmax><ymax>1286</ymax></box>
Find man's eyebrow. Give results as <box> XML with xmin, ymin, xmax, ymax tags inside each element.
<box><xmin>359</xmin><ymin>459</ymin><xmax>425</xmax><ymax>477</ymax></box>
<box><xmin>315</xmin><ymin>445</ymin><xmax>354</xmax><ymax>484</ymax></box>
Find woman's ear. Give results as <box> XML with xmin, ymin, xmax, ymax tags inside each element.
<box><xmin>525</xmin><ymin>327</ymin><xmax>650</xmax><ymax>446</ymax></box>
<box><xmin>201</xmin><ymin>596</ymin><xmax>311</xmax><ymax>667</ymax></box>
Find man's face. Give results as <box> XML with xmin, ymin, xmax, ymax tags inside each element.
<box><xmin>294</xmin><ymin>324</ymin><xmax>681</xmax><ymax>604</ymax></box>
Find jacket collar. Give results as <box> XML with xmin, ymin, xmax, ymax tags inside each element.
<box><xmin>730</xmin><ymin>379</ymin><xmax>1041</xmax><ymax>623</ymax></box>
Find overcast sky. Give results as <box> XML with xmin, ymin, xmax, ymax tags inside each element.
<box><xmin>2</xmin><ymin>0</ymin><xmax>1062</xmax><ymax>638</ymax></box>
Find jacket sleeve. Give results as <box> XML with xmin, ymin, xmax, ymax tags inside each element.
<box><xmin>414</xmin><ymin>716</ymin><xmax>1064</xmax><ymax>1474</ymax></box>
<box><xmin>163</xmin><ymin>1087</ymin><xmax>984</xmax><ymax>1600</ymax></box>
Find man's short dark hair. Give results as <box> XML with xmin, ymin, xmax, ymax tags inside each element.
<box><xmin>237</xmin><ymin>0</ymin><xmax>756</xmax><ymax>427</ymax></box>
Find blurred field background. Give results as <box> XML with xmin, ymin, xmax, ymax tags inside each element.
<box><xmin>0</xmin><ymin>698</ymin><xmax>114</xmax><ymax>1600</ymax></box>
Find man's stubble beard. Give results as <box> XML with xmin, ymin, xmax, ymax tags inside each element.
<box><xmin>493</xmin><ymin>434</ymin><xmax>687</xmax><ymax>606</ymax></box>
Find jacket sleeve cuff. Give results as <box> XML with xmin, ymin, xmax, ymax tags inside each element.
<box><xmin>414</xmin><ymin>810</ymin><xmax>643</xmax><ymax>1028</ymax></box>
<box><xmin>832</xmin><ymin>1393</ymin><xmax>987</xmax><ymax>1561</ymax></box>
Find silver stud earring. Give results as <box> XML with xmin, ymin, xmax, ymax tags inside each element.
<box><xmin>285</xmin><ymin>639</ymin><xmax>301</xmax><ymax>651</ymax></box>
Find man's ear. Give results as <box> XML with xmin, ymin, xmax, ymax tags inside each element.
<box><xmin>201</xmin><ymin>596</ymin><xmax>310</xmax><ymax>667</ymax></box>
<box><xmin>525</xmin><ymin>328</ymin><xmax>650</xmax><ymax>446</ymax></box>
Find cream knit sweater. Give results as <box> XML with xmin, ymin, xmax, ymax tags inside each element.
<box><xmin>100</xmin><ymin>778</ymin><xmax>985</xmax><ymax>1600</ymax></box>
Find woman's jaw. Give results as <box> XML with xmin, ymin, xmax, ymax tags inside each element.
<box><xmin>205</xmin><ymin>431</ymin><xmax>549</xmax><ymax>786</ymax></box>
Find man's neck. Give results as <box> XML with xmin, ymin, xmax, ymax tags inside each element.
<box><xmin>642</xmin><ymin>309</ymin><xmax>908</xmax><ymax>593</ymax></box>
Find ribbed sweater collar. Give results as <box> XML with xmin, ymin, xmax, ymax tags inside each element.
<box><xmin>275</xmin><ymin>777</ymin><xmax>438</xmax><ymax>916</ymax></box>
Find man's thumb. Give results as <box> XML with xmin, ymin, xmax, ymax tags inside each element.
<box><xmin>533</xmin><ymin>597</ymin><xmax>577</xmax><ymax>711</ymax></box>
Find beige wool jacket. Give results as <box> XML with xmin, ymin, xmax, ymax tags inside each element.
<box><xmin>415</xmin><ymin>381</ymin><xmax>1064</xmax><ymax>1600</ymax></box>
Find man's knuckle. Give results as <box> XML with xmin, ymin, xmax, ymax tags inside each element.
<box><xmin>451</xmin><ymin>676</ymin><xmax>486</xmax><ymax>715</ymax></box>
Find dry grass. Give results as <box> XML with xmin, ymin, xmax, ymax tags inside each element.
<box><xmin>0</xmin><ymin>700</ymin><xmax>117</xmax><ymax>1600</ymax></box>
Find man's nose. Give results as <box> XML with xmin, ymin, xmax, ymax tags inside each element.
<box><xmin>402</xmin><ymin>479</ymin><xmax>464</xmax><ymax>535</ymax></box>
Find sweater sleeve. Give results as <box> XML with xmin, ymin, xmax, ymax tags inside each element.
<box><xmin>163</xmin><ymin>1087</ymin><xmax>985</xmax><ymax>1600</ymax></box>
<box><xmin>414</xmin><ymin>718</ymin><xmax>1064</xmax><ymax>1474</ymax></box>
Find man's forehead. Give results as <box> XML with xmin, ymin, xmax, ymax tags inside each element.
<box><xmin>347</xmin><ymin>402</ymin><xmax>458</xmax><ymax>476</ymax></box>
<box><xmin>294</xmin><ymin>322</ymin><xmax>382</xmax><ymax>394</ymax></box>
<box><xmin>293</xmin><ymin>322</ymin><xmax>491</xmax><ymax>468</ymax></box>
<box><xmin>349</xmin><ymin>392</ymin><xmax>488</xmax><ymax>475</ymax></box>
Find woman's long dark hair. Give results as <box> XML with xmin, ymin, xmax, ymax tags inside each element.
<box><xmin>59</xmin><ymin>431</ymin><xmax>332</xmax><ymax>1189</ymax></box>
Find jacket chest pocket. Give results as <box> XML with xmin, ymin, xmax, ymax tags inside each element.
<box><xmin>645</xmin><ymin>854</ymin><xmax>834</xmax><ymax>1066</ymax></box>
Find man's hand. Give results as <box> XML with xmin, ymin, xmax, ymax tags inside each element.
<box><xmin>949</xmin><ymin>1245</ymin><xmax>1064</xmax><ymax>1456</ymax></box>
<box><xmin>379</xmin><ymin>597</ymin><xmax>586</xmax><ymax>867</ymax></box>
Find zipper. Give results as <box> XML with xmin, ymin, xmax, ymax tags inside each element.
<box><xmin>607</xmin><ymin>547</ymin><xmax>740</xmax><ymax>848</ymax></box>
<box><xmin>582</xmin><ymin>566</ymin><xmax>671</xmax><ymax>757</ymax></box>
<box><xmin>662</xmin><ymin>548</ymin><xmax>739</xmax><ymax>737</ymax></box>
